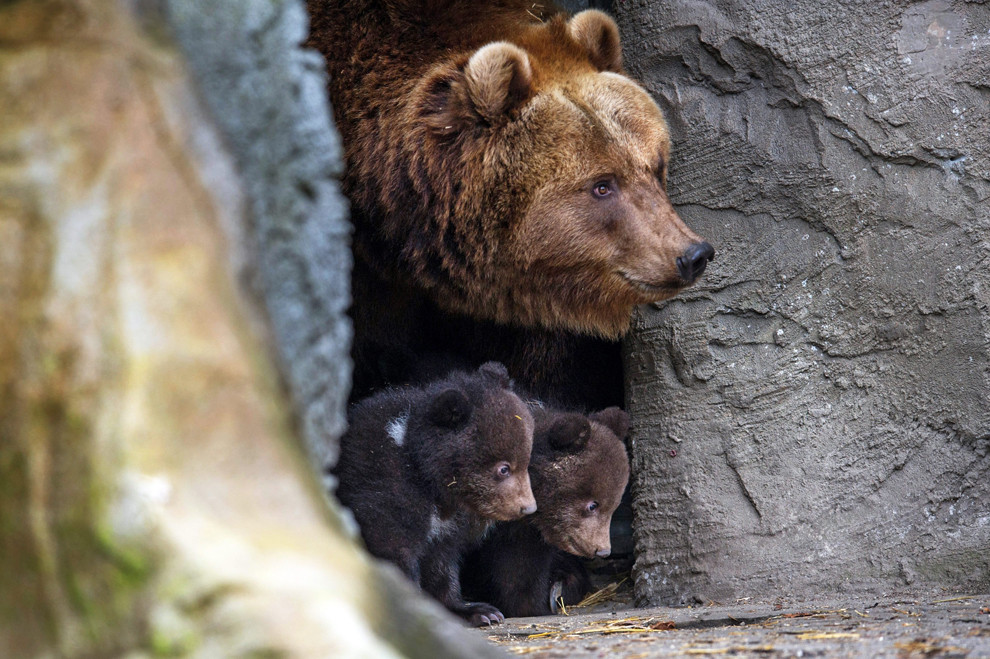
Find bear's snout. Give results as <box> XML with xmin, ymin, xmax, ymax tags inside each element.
<box><xmin>676</xmin><ymin>241</ymin><xmax>715</xmax><ymax>284</ymax></box>
<box><xmin>595</xmin><ymin>547</ymin><xmax>611</xmax><ymax>558</ymax></box>
<box><xmin>516</xmin><ymin>479</ymin><xmax>537</xmax><ymax>518</ymax></box>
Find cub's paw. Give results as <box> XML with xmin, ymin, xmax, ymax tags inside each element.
<box><xmin>462</xmin><ymin>602</ymin><xmax>505</xmax><ymax>627</ymax></box>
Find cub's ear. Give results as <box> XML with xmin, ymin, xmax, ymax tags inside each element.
<box><xmin>589</xmin><ymin>407</ymin><xmax>630</xmax><ymax>440</ymax></box>
<box><xmin>544</xmin><ymin>414</ymin><xmax>591</xmax><ymax>452</ymax></box>
<box><xmin>477</xmin><ymin>361</ymin><xmax>510</xmax><ymax>388</ymax></box>
<box><xmin>568</xmin><ymin>10</ymin><xmax>623</xmax><ymax>73</ymax></box>
<box><xmin>428</xmin><ymin>388</ymin><xmax>472</xmax><ymax>428</ymax></box>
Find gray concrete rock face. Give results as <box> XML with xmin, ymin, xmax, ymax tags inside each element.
<box><xmin>165</xmin><ymin>0</ymin><xmax>353</xmax><ymax>472</ymax></box>
<box><xmin>615</xmin><ymin>0</ymin><xmax>990</xmax><ymax>605</ymax></box>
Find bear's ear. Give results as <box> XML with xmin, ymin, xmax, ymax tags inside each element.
<box><xmin>419</xmin><ymin>67</ymin><xmax>476</xmax><ymax>136</ymax></box>
<box><xmin>428</xmin><ymin>388</ymin><xmax>472</xmax><ymax>428</ymax></box>
<box><xmin>589</xmin><ymin>407</ymin><xmax>630</xmax><ymax>440</ymax></box>
<box><xmin>545</xmin><ymin>414</ymin><xmax>591</xmax><ymax>452</ymax></box>
<box><xmin>477</xmin><ymin>361</ymin><xmax>510</xmax><ymax>388</ymax></box>
<box><xmin>568</xmin><ymin>10</ymin><xmax>623</xmax><ymax>73</ymax></box>
<box><xmin>464</xmin><ymin>41</ymin><xmax>533</xmax><ymax>122</ymax></box>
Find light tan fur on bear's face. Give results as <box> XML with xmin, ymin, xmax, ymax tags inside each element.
<box><xmin>420</xmin><ymin>11</ymin><xmax>709</xmax><ymax>338</ymax></box>
<box><xmin>309</xmin><ymin>4</ymin><xmax>711</xmax><ymax>341</ymax></box>
<box><xmin>499</xmin><ymin>70</ymin><xmax>705</xmax><ymax>337</ymax></box>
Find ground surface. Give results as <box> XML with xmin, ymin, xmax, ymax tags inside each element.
<box><xmin>479</xmin><ymin>593</ymin><xmax>990</xmax><ymax>658</ymax></box>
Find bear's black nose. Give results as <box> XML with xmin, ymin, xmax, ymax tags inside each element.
<box><xmin>595</xmin><ymin>547</ymin><xmax>611</xmax><ymax>558</ymax></box>
<box><xmin>676</xmin><ymin>241</ymin><xmax>715</xmax><ymax>283</ymax></box>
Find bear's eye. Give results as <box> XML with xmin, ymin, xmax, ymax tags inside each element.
<box><xmin>591</xmin><ymin>180</ymin><xmax>613</xmax><ymax>198</ymax></box>
<box><xmin>495</xmin><ymin>462</ymin><xmax>511</xmax><ymax>479</ymax></box>
<box><xmin>586</xmin><ymin>501</ymin><xmax>599</xmax><ymax>514</ymax></box>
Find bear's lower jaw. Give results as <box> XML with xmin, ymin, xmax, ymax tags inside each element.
<box><xmin>422</xmin><ymin>275</ymin><xmax>642</xmax><ymax>339</ymax></box>
<box><xmin>440</xmin><ymin>287</ymin><xmax>635</xmax><ymax>339</ymax></box>
<box><xmin>533</xmin><ymin>306</ymin><xmax>633</xmax><ymax>341</ymax></box>
<box><xmin>555</xmin><ymin>533</ymin><xmax>598</xmax><ymax>559</ymax></box>
<box><xmin>618</xmin><ymin>270</ymin><xmax>683</xmax><ymax>298</ymax></box>
<box><xmin>475</xmin><ymin>501</ymin><xmax>535</xmax><ymax>522</ymax></box>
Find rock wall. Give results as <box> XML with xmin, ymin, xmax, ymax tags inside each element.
<box><xmin>0</xmin><ymin>0</ymin><xmax>504</xmax><ymax>656</ymax></box>
<box><xmin>165</xmin><ymin>0</ymin><xmax>352</xmax><ymax>473</ymax></box>
<box><xmin>615</xmin><ymin>0</ymin><xmax>990</xmax><ymax>604</ymax></box>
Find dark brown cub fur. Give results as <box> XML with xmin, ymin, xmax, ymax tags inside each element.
<box><xmin>331</xmin><ymin>362</ymin><xmax>536</xmax><ymax>624</ymax></box>
<box><xmin>462</xmin><ymin>405</ymin><xmax>630</xmax><ymax>617</ymax></box>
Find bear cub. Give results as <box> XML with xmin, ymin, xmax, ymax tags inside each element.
<box><xmin>331</xmin><ymin>362</ymin><xmax>536</xmax><ymax>625</ymax></box>
<box><xmin>462</xmin><ymin>405</ymin><xmax>630</xmax><ymax>617</ymax></box>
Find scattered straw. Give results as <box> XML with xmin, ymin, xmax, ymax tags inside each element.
<box><xmin>527</xmin><ymin>615</ymin><xmax>675</xmax><ymax>639</ymax></box>
<box><xmin>895</xmin><ymin>640</ymin><xmax>968</xmax><ymax>655</ymax></box>
<box><xmin>891</xmin><ymin>608</ymin><xmax>920</xmax><ymax>617</ymax></box>
<box><xmin>573</xmin><ymin>578</ymin><xmax>627</xmax><ymax>608</ymax></box>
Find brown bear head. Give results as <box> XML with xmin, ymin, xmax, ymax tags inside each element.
<box><xmin>527</xmin><ymin>405</ymin><xmax>631</xmax><ymax>558</ymax></box>
<box><xmin>418</xmin><ymin>362</ymin><xmax>537</xmax><ymax>521</ymax></box>
<box><xmin>412</xmin><ymin>9</ymin><xmax>713</xmax><ymax>338</ymax></box>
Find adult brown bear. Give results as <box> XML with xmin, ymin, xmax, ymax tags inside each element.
<box><xmin>306</xmin><ymin>0</ymin><xmax>713</xmax><ymax>407</ymax></box>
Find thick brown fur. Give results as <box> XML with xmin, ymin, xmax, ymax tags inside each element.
<box><xmin>331</xmin><ymin>362</ymin><xmax>536</xmax><ymax>624</ymax></box>
<box><xmin>306</xmin><ymin>1</ymin><xmax>711</xmax><ymax>406</ymax></box>
<box><xmin>526</xmin><ymin>406</ymin><xmax>630</xmax><ymax>558</ymax></box>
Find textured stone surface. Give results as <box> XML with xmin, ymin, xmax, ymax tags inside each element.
<box><xmin>165</xmin><ymin>0</ymin><xmax>352</xmax><ymax>472</ymax></box>
<box><xmin>616</xmin><ymin>0</ymin><xmax>990</xmax><ymax>605</ymax></box>
<box><xmin>0</xmin><ymin>1</ymin><xmax>390</xmax><ymax>654</ymax></box>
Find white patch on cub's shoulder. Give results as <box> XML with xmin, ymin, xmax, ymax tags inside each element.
<box><xmin>427</xmin><ymin>512</ymin><xmax>459</xmax><ymax>542</ymax></box>
<box><xmin>386</xmin><ymin>410</ymin><xmax>410</xmax><ymax>446</ymax></box>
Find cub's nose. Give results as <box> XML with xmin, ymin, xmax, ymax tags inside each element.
<box><xmin>595</xmin><ymin>547</ymin><xmax>611</xmax><ymax>558</ymax></box>
<box><xmin>676</xmin><ymin>241</ymin><xmax>715</xmax><ymax>283</ymax></box>
<box><xmin>521</xmin><ymin>502</ymin><xmax>537</xmax><ymax>516</ymax></box>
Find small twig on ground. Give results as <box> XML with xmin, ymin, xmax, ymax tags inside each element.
<box><xmin>931</xmin><ymin>595</ymin><xmax>975</xmax><ymax>604</ymax></box>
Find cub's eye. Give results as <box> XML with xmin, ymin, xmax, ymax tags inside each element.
<box><xmin>591</xmin><ymin>181</ymin><xmax>613</xmax><ymax>198</ymax></box>
<box><xmin>586</xmin><ymin>501</ymin><xmax>599</xmax><ymax>514</ymax></box>
<box><xmin>495</xmin><ymin>463</ymin><xmax>511</xmax><ymax>479</ymax></box>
